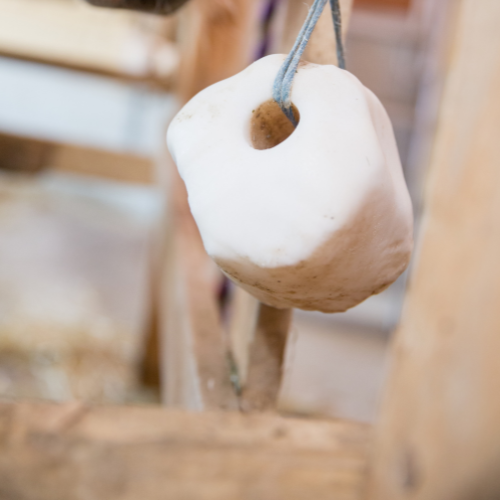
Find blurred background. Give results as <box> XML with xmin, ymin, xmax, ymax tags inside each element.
<box><xmin>0</xmin><ymin>0</ymin><xmax>450</xmax><ymax>422</ymax></box>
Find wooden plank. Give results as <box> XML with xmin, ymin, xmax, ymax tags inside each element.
<box><xmin>0</xmin><ymin>0</ymin><xmax>177</xmax><ymax>84</ymax></box>
<box><xmin>368</xmin><ymin>1</ymin><xmax>500</xmax><ymax>498</ymax></box>
<box><xmin>50</xmin><ymin>143</ymin><xmax>154</xmax><ymax>184</ymax></box>
<box><xmin>0</xmin><ymin>132</ymin><xmax>153</xmax><ymax>184</ymax></box>
<box><xmin>0</xmin><ymin>400</ymin><xmax>370</xmax><ymax>500</ymax></box>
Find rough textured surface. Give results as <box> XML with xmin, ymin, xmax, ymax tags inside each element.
<box><xmin>0</xmin><ymin>401</ymin><xmax>370</xmax><ymax>500</ymax></box>
<box><xmin>368</xmin><ymin>1</ymin><xmax>500</xmax><ymax>498</ymax></box>
<box><xmin>167</xmin><ymin>55</ymin><xmax>413</xmax><ymax>312</ymax></box>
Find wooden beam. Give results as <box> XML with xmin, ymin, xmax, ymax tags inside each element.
<box><xmin>0</xmin><ymin>401</ymin><xmax>370</xmax><ymax>500</ymax></box>
<box><xmin>0</xmin><ymin>0</ymin><xmax>177</xmax><ymax>85</ymax></box>
<box><xmin>0</xmin><ymin>132</ymin><xmax>153</xmax><ymax>184</ymax></box>
<box><xmin>368</xmin><ymin>1</ymin><xmax>500</xmax><ymax>498</ymax></box>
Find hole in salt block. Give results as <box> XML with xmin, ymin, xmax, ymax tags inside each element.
<box><xmin>250</xmin><ymin>99</ymin><xmax>300</xmax><ymax>150</ymax></box>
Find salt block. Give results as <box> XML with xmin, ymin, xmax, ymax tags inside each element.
<box><xmin>167</xmin><ymin>54</ymin><xmax>413</xmax><ymax>313</ymax></box>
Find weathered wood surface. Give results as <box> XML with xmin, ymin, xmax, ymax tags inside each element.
<box><xmin>0</xmin><ymin>401</ymin><xmax>369</xmax><ymax>500</ymax></box>
<box><xmin>368</xmin><ymin>0</ymin><xmax>500</xmax><ymax>498</ymax></box>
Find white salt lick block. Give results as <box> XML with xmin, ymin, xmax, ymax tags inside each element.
<box><xmin>167</xmin><ymin>54</ymin><xmax>413</xmax><ymax>313</ymax></box>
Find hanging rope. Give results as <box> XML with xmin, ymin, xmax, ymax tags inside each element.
<box><xmin>272</xmin><ymin>0</ymin><xmax>345</xmax><ymax>126</ymax></box>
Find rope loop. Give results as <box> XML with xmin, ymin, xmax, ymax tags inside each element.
<box><xmin>272</xmin><ymin>0</ymin><xmax>345</xmax><ymax>126</ymax></box>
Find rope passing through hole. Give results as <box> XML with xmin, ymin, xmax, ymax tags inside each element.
<box><xmin>272</xmin><ymin>0</ymin><xmax>345</xmax><ymax>127</ymax></box>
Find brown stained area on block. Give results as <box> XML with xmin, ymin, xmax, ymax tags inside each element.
<box><xmin>215</xmin><ymin>187</ymin><xmax>411</xmax><ymax>313</ymax></box>
<box><xmin>250</xmin><ymin>99</ymin><xmax>300</xmax><ymax>150</ymax></box>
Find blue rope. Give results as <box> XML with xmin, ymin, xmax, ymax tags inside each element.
<box><xmin>330</xmin><ymin>0</ymin><xmax>346</xmax><ymax>70</ymax></box>
<box><xmin>272</xmin><ymin>0</ymin><xmax>345</xmax><ymax>126</ymax></box>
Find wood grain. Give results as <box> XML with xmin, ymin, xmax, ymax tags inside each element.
<box><xmin>0</xmin><ymin>400</ymin><xmax>369</xmax><ymax>500</ymax></box>
<box><xmin>368</xmin><ymin>1</ymin><xmax>500</xmax><ymax>498</ymax></box>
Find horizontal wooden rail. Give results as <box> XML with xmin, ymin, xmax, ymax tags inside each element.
<box><xmin>0</xmin><ymin>401</ymin><xmax>369</xmax><ymax>500</ymax></box>
<box><xmin>0</xmin><ymin>132</ymin><xmax>153</xmax><ymax>184</ymax></box>
<box><xmin>0</xmin><ymin>0</ymin><xmax>176</xmax><ymax>85</ymax></box>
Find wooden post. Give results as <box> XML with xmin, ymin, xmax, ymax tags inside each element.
<box><xmin>228</xmin><ymin>287</ymin><xmax>260</xmax><ymax>390</ymax></box>
<box><xmin>368</xmin><ymin>1</ymin><xmax>500</xmax><ymax>498</ymax></box>
<box><xmin>240</xmin><ymin>305</ymin><xmax>293</xmax><ymax>411</ymax></box>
